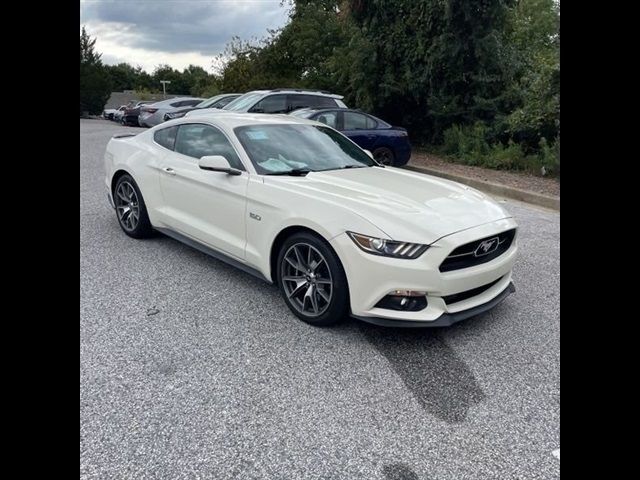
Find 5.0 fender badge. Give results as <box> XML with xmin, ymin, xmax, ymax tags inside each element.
<box><xmin>249</xmin><ymin>212</ymin><xmax>261</xmax><ymax>221</ymax></box>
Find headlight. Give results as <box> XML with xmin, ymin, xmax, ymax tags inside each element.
<box><xmin>347</xmin><ymin>232</ymin><xmax>428</xmax><ymax>259</ymax></box>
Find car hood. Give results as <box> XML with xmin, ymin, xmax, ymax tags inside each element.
<box><xmin>266</xmin><ymin>166</ymin><xmax>512</xmax><ymax>244</ymax></box>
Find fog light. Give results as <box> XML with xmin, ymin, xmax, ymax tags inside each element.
<box><xmin>392</xmin><ymin>290</ymin><xmax>427</xmax><ymax>297</ymax></box>
<box><xmin>375</xmin><ymin>292</ymin><xmax>428</xmax><ymax>312</ymax></box>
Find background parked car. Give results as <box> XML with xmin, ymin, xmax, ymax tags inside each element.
<box><xmin>112</xmin><ymin>105</ymin><xmax>129</xmax><ymax>123</ymax></box>
<box><xmin>138</xmin><ymin>97</ymin><xmax>205</xmax><ymax>127</ymax></box>
<box><xmin>120</xmin><ymin>101</ymin><xmax>154</xmax><ymax>126</ymax></box>
<box><xmin>163</xmin><ymin>93</ymin><xmax>241</xmax><ymax>121</ymax></box>
<box><xmin>103</xmin><ymin>105</ymin><xmax>126</xmax><ymax>121</ymax></box>
<box><xmin>186</xmin><ymin>89</ymin><xmax>347</xmax><ymax>117</ymax></box>
<box><xmin>290</xmin><ymin>108</ymin><xmax>411</xmax><ymax>166</ymax></box>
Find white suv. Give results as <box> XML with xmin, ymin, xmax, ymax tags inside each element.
<box><xmin>186</xmin><ymin>89</ymin><xmax>347</xmax><ymax>117</ymax></box>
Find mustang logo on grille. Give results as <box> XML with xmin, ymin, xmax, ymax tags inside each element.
<box><xmin>474</xmin><ymin>237</ymin><xmax>500</xmax><ymax>257</ymax></box>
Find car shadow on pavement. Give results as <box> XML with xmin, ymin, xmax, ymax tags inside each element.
<box><xmin>359</xmin><ymin>324</ymin><xmax>485</xmax><ymax>424</ymax></box>
<box><xmin>382</xmin><ymin>463</ymin><xmax>421</xmax><ymax>480</ymax></box>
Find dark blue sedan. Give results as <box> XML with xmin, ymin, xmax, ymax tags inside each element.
<box><xmin>290</xmin><ymin>108</ymin><xmax>411</xmax><ymax>166</ymax></box>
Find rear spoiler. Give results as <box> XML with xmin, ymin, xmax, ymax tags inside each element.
<box><xmin>112</xmin><ymin>133</ymin><xmax>138</xmax><ymax>139</ymax></box>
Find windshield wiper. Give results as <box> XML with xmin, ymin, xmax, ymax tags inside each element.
<box><xmin>265</xmin><ymin>168</ymin><xmax>313</xmax><ymax>176</ymax></box>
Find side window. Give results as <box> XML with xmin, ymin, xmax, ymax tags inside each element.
<box><xmin>153</xmin><ymin>125</ymin><xmax>178</xmax><ymax>150</ymax></box>
<box><xmin>314</xmin><ymin>112</ymin><xmax>338</xmax><ymax>129</ymax></box>
<box><xmin>249</xmin><ymin>94</ymin><xmax>287</xmax><ymax>113</ymax></box>
<box><xmin>174</xmin><ymin>124</ymin><xmax>244</xmax><ymax>170</ymax></box>
<box><xmin>343</xmin><ymin>112</ymin><xmax>369</xmax><ymax>130</ymax></box>
<box><xmin>182</xmin><ymin>99</ymin><xmax>202</xmax><ymax>107</ymax></box>
<box><xmin>365</xmin><ymin>116</ymin><xmax>378</xmax><ymax>129</ymax></box>
<box><xmin>215</xmin><ymin>96</ymin><xmax>236</xmax><ymax>108</ymax></box>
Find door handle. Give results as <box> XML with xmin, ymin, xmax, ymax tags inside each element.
<box><xmin>162</xmin><ymin>167</ymin><xmax>176</xmax><ymax>175</ymax></box>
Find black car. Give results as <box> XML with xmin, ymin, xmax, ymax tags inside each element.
<box><xmin>163</xmin><ymin>93</ymin><xmax>242</xmax><ymax>121</ymax></box>
<box><xmin>120</xmin><ymin>101</ymin><xmax>154</xmax><ymax>126</ymax></box>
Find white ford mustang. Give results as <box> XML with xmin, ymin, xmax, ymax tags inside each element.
<box><xmin>104</xmin><ymin>113</ymin><xmax>517</xmax><ymax>327</ymax></box>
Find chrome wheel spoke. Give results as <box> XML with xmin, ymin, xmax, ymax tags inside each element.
<box><xmin>293</xmin><ymin>246</ymin><xmax>306</xmax><ymax>270</ymax></box>
<box><xmin>288</xmin><ymin>282</ymin><xmax>308</xmax><ymax>299</ymax></box>
<box><xmin>283</xmin><ymin>275</ymin><xmax>305</xmax><ymax>282</ymax></box>
<box><xmin>305</xmin><ymin>285</ymin><xmax>319</xmax><ymax>314</ymax></box>
<box><xmin>285</xmin><ymin>256</ymin><xmax>304</xmax><ymax>272</ymax></box>
<box><xmin>310</xmin><ymin>257</ymin><xmax>324</xmax><ymax>272</ymax></box>
<box><xmin>315</xmin><ymin>277</ymin><xmax>332</xmax><ymax>284</ymax></box>
<box><xmin>317</xmin><ymin>288</ymin><xmax>330</xmax><ymax>303</ymax></box>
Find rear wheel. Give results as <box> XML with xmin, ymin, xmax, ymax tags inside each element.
<box><xmin>373</xmin><ymin>147</ymin><xmax>395</xmax><ymax>166</ymax></box>
<box><xmin>277</xmin><ymin>232</ymin><xmax>349</xmax><ymax>326</ymax></box>
<box><xmin>113</xmin><ymin>174</ymin><xmax>154</xmax><ymax>239</ymax></box>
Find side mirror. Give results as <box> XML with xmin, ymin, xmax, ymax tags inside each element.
<box><xmin>198</xmin><ymin>155</ymin><xmax>242</xmax><ymax>176</ymax></box>
<box><xmin>364</xmin><ymin>149</ymin><xmax>374</xmax><ymax>159</ymax></box>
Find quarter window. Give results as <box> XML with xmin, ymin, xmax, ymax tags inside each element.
<box><xmin>174</xmin><ymin>124</ymin><xmax>244</xmax><ymax>170</ymax></box>
<box><xmin>153</xmin><ymin>125</ymin><xmax>178</xmax><ymax>150</ymax></box>
<box><xmin>288</xmin><ymin>94</ymin><xmax>338</xmax><ymax>111</ymax></box>
<box><xmin>344</xmin><ymin>112</ymin><xmax>372</xmax><ymax>130</ymax></box>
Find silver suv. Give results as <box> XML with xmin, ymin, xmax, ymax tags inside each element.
<box><xmin>186</xmin><ymin>89</ymin><xmax>347</xmax><ymax>117</ymax></box>
<box><xmin>138</xmin><ymin>97</ymin><xmax>204</xmax><ymax>127</ymax></box>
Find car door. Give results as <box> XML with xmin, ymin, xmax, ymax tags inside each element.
<box><xmin>158</xmin><ymin>122</ymin><xmax>249</xmax><ymax>260</ymax></box>
<box><xmin>342</xmin><ymin>111</ymin><xmax>378</xmax><ymax>150</ymax></box>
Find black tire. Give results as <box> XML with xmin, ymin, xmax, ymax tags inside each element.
<box><xmin>373</xmin><ymin>146</ymin><xmax>395</xmax><ymax>166</ymax></box>
<box><xmin>113</xmin><ymin>174</ymin><xmax>154</xmax><ymax>239</ymax></box>
<box><xmin>277</xmin><ymin>231</ymin><xmax>349</xmax><ymax>327</ymax></box>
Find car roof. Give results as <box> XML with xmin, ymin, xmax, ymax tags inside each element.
<box><xmin>246</xmin><ymin>89</ymin><xmax>344</xmax><ymax>100</ymax></box>
<box><xmin>150</xmin><ymin>97</ymin><xmax>201</xmax><ymax>106</ymax></box>
<box><xmin>169</xmin><ymin>112</ymin><xmax>321</xmax><ymax>129</ymax></box>
<box><xmin>295</xmin><ymin>107</ymin><xmax>365</xmax><ymax>115</ymax></box>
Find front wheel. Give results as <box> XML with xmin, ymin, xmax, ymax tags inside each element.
<box><xmin>277</xmin><ymin>232</ymin><xmax>349</xmax><ymax>326</ymax></box>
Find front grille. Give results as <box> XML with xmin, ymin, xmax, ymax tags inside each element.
<box><xmin>442</xmin><ymin>276</ymin><xmax>504</xmax><ymax>305</ymax></box>
<box><xmin>439</xmin><ymin>228</ymin><xmax>516</xmax><ymax>272</ymax></box>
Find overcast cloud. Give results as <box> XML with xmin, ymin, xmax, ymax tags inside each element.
<box><xmin>80</xmin><ymin>0</ymin><xmax>290</xmax><ymax>73</ymax></box>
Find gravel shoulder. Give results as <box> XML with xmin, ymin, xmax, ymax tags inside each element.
<box><xmin>410</xmin><ymin>150</ymin><xmax>560</xmax><ymax>198</ymax></box>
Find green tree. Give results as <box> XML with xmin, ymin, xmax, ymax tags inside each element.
<box><xmin>104</xmin><ymin>63</ymin><xmax>139</xmax><ymax>91</ymax></box>
<box><xmin>503</xmin><ymin>0</ymin><xmax>560</xmax><ymax>150</ymax></box>
<box><xmin>79</xmin><ymin>26</ymin><xmax>112</xmax><ymax>115</ymax></box>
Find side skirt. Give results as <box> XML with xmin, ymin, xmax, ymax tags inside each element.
<box><xmin>155</xmin><ymin>227</ymin><xmax>272</xmax><ymax>284</ymax></box>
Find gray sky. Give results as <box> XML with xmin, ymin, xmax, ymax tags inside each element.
<box><xmin>80</xmin><ymin>0</ymin><xmax>290</xmax><ymax>73</ymax></box>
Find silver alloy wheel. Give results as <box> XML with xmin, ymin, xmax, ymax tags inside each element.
<box><xmin>281</xmin><ymin>243</ymin><xmax>333</xmax><ymax>317</ymax></box>
<box><xmin>115</xmin><ymin>181</ymin><xmax>140</xmax><ymax>232</ymax></box>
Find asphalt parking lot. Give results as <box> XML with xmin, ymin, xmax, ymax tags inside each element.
<box><xmin>80</xmin><ymin>119</ymin><xmax>560</xmax><ymax>480</ymax></box>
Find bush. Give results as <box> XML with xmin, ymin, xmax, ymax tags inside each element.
<box><xmin>537</xmin><ymin>136</ymin><xmax>560</xmax><ymax>176</ymax></box>
<box><xmin>440</xmin><ymin>123</ymin><xmax>559</xmax><ymax>176</ymax></box>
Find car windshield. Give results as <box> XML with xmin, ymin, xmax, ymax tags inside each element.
<box><xmin>196</xmin><ymin>95</ymin><xmax>224</xmax><ymax>108</ymax></box>
<box><xmin>223</xmin><ymin>92</ymin><xmax>265</xmax><ymax>111</ymax></box>
<box><xmin>234</xmin><ymin>124</ymin><xmax>375</xmax><ymax>175</ymax></box>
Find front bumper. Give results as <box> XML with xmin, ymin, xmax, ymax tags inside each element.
<box><xmin>353</xmin><ymin>281</ymin><xmax>515</xmax><ymax>328</ymax></box>
<box><xmin>330</xmin><ymin>217</ymin><xmax>518</xmax><ymax>326</ymax></box>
